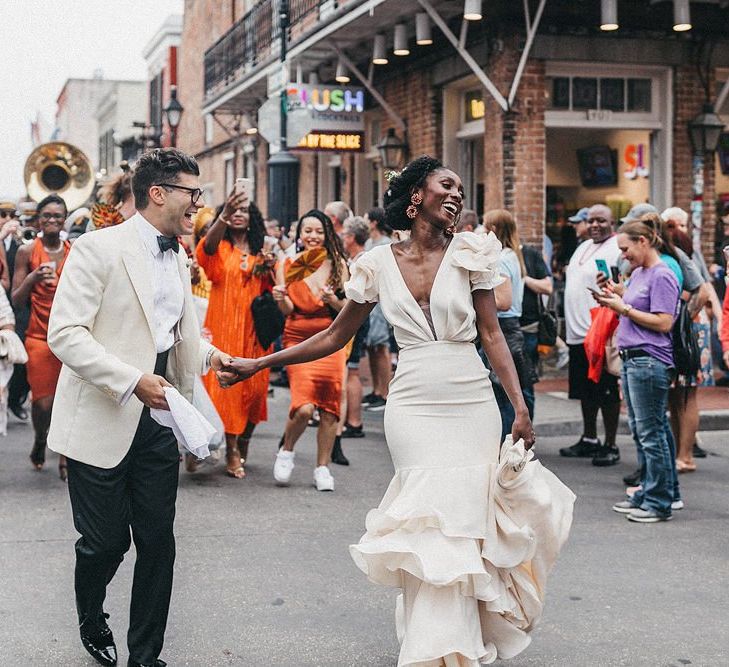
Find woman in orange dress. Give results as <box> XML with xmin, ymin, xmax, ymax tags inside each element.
<box><xmin>197</xmin><ymin>188</ymin><xmax>275</xmax><ymax>478</ymax></box>
<box><xmin>11</xmin><ymin>194</ymin><xmax>71</xmax><ymax>480</ymax></box>
<box><xmin>272</xmin><ymin>209</ymin><xmax>349</xmax><ymax>492</ymax></box>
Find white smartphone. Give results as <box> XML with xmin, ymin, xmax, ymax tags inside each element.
<box><xmin>235</xmin><ymin>177</ymin><xmax>252</xmax><ymax>199</ymax></box>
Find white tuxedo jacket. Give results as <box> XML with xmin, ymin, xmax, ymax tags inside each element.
<box><xmin>47</xmin><ymin>216</ymin><xmax>216</xmax><ymax>469</ymax></box>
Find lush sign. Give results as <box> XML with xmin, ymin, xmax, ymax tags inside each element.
<box><xmin>258</xmin><ymin>84</ymin><xmax>366</xmax><ymax>148</ymax></box>
<box><xmin>287</xmin><ymin>85</ymin><xmax>365</xmax><ymax>114</ymax></box>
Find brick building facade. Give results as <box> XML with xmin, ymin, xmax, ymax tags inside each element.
<box><xmin>176</xmin><ymin>0</ymin><xmax>729</xmax><ymax>257</ymax></box>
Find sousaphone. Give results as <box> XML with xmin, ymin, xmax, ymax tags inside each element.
<box><xmin>24</xmin><ymin>141</ymin><xmax>94</xmax><ymax>211</ymax></box>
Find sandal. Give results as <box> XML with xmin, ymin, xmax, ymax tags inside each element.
<box><xmin>30</xmin><ymin>439</ymin><xmax>46</xmax><ymax>471</ymax></box>
<box><xmin>225</xmin><ymin>445</ymin><xmax>246</xmax><ymax>479</ymax></box>
<box><xmin>677</xmin><ymin>460</ymin><xmax>696</xmax><ymax>473</ymax></box>
<box><xmin>58</xmin><ymin>455</ymin><xmax>68</xmax><ymax>482</ymax></box>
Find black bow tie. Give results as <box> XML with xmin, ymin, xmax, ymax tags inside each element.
<box><xmin>157</xmin><ymin>235</ymin><xmax>179</xmax><ymax>254</ymax></box>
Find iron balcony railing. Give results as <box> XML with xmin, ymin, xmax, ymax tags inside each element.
<box><xmin>204</xmin><ymin>0</ymin><xmax>329</xmax><ymax>100</ymax></box>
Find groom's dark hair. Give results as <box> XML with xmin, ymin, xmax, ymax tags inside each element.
<box><xmin>132</xmin><ymin>148</ymin><xmax>200</xmax><ymax>209</ymax></box>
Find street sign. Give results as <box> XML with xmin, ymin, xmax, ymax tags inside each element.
<box><xmin>257</xmin><ymin>84</ymin><xmax>366</xmax><ymax>148</ymax></box>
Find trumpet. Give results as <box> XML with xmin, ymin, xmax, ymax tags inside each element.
<box><xmin>15</xmin><ymin>226</ymin><xmax>37</xmax><ymax>245</ymax></box>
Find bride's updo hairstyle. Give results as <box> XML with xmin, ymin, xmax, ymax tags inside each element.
<box><xmin>384</xmin><ymin>155</ymin><xmax>443</xmax><ymax>230</ymax></box>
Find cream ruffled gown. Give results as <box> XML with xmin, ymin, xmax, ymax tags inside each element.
<box><xmin>344</xmin><ymin>232</ymin><xmax>575</xmax><ymax>666</ymax></box>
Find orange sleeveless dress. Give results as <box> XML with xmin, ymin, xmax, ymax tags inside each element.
<box><xmin>196</xmin><ymin>239</ymin><xmax>272</xmax><ymax>434</ymax></box>
<box><xmin>25</xmin><ymin>238</ymin><xmax>71</xmax><ymax>402</ymax></box>
<box><xmin>284</xmin><ymin>278</ymin><xmax>346</xmax><ymax>419</ymax></box>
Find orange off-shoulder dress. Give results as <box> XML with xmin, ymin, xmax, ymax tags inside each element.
<box><xmin>196</xmin><ymin>239</ymin><xmax>272</xmax><ymax>434</ymax></box>
<box><xmin>25</xmin><ymin>238</ymin><xmax>70</xmax><ymax>402</ymax></box>
<box><xmin>284</xmin><ymin>274</ymin><xmax>347</xmax><ymax>420</ymax></box>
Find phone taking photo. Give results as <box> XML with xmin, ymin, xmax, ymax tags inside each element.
<box><xmin>235</xmin><ymin>177</ymin><xmax>252</xmax><ymax>200</ymax></box>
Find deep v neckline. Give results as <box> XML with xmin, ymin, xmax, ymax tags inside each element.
<box><xmin>387</xmin><ymin>241</ymin><xmax>453</xmax><ymax>340</ymax></box>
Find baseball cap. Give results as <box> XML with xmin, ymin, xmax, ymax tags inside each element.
<box><xmin>620</xmin><ymin>203</ymin><xmax>657</xmax><ymax>224</ymax></box>
<box><xmin>568</xmin><ymin>207</ymin><xmax>589</xmax><ymax>223</ymax></box>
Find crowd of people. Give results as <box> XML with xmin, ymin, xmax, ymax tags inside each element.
<box><xmin>4</xmin><ymin>146</ymin><xmax>726</xmax><ymax>666</ymax></box>
<box><xmin>1</xmin><ymin>159</ymin><xmax>727</xmax><ymax>512</ymax></box>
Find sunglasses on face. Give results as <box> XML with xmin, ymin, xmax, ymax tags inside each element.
<box><xmin>155</xmin><ymin>183</ymin><xmax>204</xmax><ymax>205</ymax></box>
<box><xmin>39</xmin><ymin>213</ymin><xmax>65</xmax><ymax>222</ymax></box>
<box><xmin>0</xmin><ymin>211</ymin><xmax>16</xmax><ymax>219</ymax></box>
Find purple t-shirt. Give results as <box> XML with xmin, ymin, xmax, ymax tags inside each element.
<box><xmin>617</xmin><ymin>263</ymin><xmax>680</xmax><ymax>367</ymax></box>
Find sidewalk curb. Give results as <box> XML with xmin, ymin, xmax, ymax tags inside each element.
<box><xmin>536</xmin><ymin>412</ymin><xmax>729</xmax><ymax>437</ymax></box>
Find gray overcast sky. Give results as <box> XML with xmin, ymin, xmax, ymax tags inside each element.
<box><xmin>0</xmin><ymin>0</ymin><xmax>183</xmax><ymax>199</ymax></box>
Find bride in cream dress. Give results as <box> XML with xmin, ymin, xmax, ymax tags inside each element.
<box><xmin>221</xmin><ymin>156</ymin><xmax>575</xmax><ymax>666</ymax></box>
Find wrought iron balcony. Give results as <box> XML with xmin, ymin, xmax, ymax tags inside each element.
<box><xmin>204</xmin><ymin>0</ymin><xmax>329</xmax><ymax>101</ymax></box>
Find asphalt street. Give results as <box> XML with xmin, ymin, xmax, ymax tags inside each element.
<box><xmin>0</xmin><ymin>387</ymin><xmax>727</xmax><ymax>667</ymax></box>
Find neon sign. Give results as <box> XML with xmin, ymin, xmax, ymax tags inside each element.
<box><xmin>295</xmin><ymin>131</ymin><xmax>365</xmax><ymax>152</ymax></box>
<box><xmin>287</xmin><ymin>86</ymin><xmax>365</xmax><ymax>113</ymax></box>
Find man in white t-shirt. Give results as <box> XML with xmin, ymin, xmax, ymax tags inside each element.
<box><xmin>561</xmin><ymin>204</ymin><xmax>623</xmax><ymax>466</ymax></box>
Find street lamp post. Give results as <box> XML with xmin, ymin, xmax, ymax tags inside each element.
<box><xmin>267</xmin><ymin>0</ymin><xmax>299</xmax><ymax>226</ymax></box>
<box><xmin>688</xmin><ymin>103</ymin><xmax>725</xmax><ymax>251</ymax></box>
<box><xmin>377</xmin><ymin>128</ymin><xmax>408</xmax><ymax>171</ymax></box>
<box><xmin>164</xmin><ymin>85</ymin><xmax>184</xmax><ymax>148</ymax></box>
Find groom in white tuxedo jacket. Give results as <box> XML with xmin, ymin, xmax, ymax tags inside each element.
<box><xmin>47</xmin><ymin>149</ymin><xmax>231</xmax><ymax>667</ymax></box>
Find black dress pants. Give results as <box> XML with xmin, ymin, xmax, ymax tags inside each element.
<box><xmin>66</xmin><ymin>352</ymin><xmax>179</xmax><ymax>664</ymax></box>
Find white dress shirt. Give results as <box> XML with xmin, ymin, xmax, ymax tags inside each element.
<box><xmin>120</xmin><ymin>214</ymin><xmax>186</xmax><ymax>404</ymax></box>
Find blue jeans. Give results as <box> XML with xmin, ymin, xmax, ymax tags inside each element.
<box><xmin>622</xmin><ymin>356</ymin><xmax>675</xmax><ymax>516</ymax></box>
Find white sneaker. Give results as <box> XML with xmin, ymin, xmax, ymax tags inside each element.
<box><xmin>273</xmin><ymin>450</ymin><xmax>295</xmax><ymax>486</ymax></box>
<box><xmin>671</xmin><ymin>500</ymin><xmax>684</xmax><ymax>511</ymax></box>
<box><xmin>313</xmin><ymin>465</ymin><xmax>334</xmax><ymax>492</ymax></box>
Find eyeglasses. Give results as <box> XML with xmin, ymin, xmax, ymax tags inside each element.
<box><xmin>0</xmin><ymin>211</ymin><xmax>16</xmax><ymax>219</ymax></box>
<box><xmin>39</xmin><ymin>213</ymin><xmax>65</xmax><ymax>222</ymax></box>
<box><xmin>155</xmin><ymin>183</ymin><xmax>204</xmax><ymax>205</ymax></box>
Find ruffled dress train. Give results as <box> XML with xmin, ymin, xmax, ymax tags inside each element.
<box><xmin>344</xmin><ymin>233</ymin><xmax>575</xmax><ymax>666</ymax></box>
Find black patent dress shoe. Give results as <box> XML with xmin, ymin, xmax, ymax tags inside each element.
<box><xmin>592</xmin><ymin>446</ymin><xmax>620</xmax><ymax>467</ymax></box>
<box><xmin>80</xmin><ymin>614</ymin><xmax>117</xmax><ymax>666</ymax></box>
<box><xmin>8</xmin><ymin>403</ymin><xmax>28</xmax><ymax>420</ymax></box>
<box><xmin>559</xmin><ymin>437</ymin><xmax>602</xmax><ymax>458</ymax></box>
<box><xmin>331</xmin><ymin>436</ymin><xmax>350</xmax><ymax>466</ymax></box>
<box><xmin>692</xmin><ymin>443</ymin><xmax>707</xmax><ymax>459</ymax></box>
<box><xmin>623</xmin><ymin>468</ymin><xmax>641</xmax><ymax>486</ymax></box>
<box><xmin>127</xmin><ymin>660</ymin><xmax>166</xmax><ymax>667</ymax></box>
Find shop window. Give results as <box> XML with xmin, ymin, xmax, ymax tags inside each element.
<box><xmin>550</xmin><ymin>77</ymin><xmax>570</xmax><ymax>109</ymax></box>
<box><xmin>546</xmin><ymin>75</ymin><xmax>653</xmax><ymax>114</ymax></box>
<box><xmin>600</xmin><ymin>78</ymin><xmax>624</xmax><ymax>112</ymax></box>
<box><xmin>224</xmin><ymin>156</ymin><xmax>235</xmax><ymax>197</ymax></box>
<box><xmin>627</xmin><ymin>78</ymin><xmax>652</xmax><ymax>112</ymax></box>
<box><xmin>572</xmin><ymin>78</ymin><xmax>598</xmax><ymax>110</ymax></box>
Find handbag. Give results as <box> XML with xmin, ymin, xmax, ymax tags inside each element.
<box><xmin>605</xmin><ymin>329</ymin><xmax>622</xmax><ymax>377</ymax></box>
<box><xmin>251</xmin><ymin>290</ymin><xmax>285</xmax><ymax>348</ymax></box>
<box><xmin>537</xmin><ymin>296</ymin><xmax>558</xmax><ymax>347</ymax></box>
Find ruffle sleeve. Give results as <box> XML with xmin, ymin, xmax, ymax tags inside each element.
<box><xmin>344</xmin><ymin>250</ymin><xmax>379</xmax><ymax>303</ymax></box>
<box><xmin>451</xmin><ymin>231</ymin><xmax>505</xmax><ymax>291</ymax></box>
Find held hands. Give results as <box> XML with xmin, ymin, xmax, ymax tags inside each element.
<box><xmin>512</xmin><ymin>411</ymin><xmax>536</xmax><ymax>450</ymax></box>
<box><xmin>134</xmin><ymin>374</ymin><xmax>173</xmax><ymax>410</ymax></box>
<box><xmin>215</xmin><ymin>357</ymin><xmax>262</xmax><ymax>387</ymax></box>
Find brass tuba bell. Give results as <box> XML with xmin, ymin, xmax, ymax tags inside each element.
<box><xmin>24</xmin><ymin>141</ymin><xmax>94</xmax><ymax>211</ymax></box>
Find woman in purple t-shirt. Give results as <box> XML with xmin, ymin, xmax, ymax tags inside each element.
<box><xmin>593</xmin><ymin>219</ymin><xmax>680</xmax><ymax>523</ymax></box>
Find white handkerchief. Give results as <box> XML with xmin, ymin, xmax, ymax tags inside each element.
<box><xmin>151</xmin><ymin>387</ymin><xmax>216</xmax><ymax>459</ymax></box>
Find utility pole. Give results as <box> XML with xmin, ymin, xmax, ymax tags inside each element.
<box><xmin>267</xmin><ymin>0</ymin><xmax>299</xmax><ymax>226</ymax></box>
